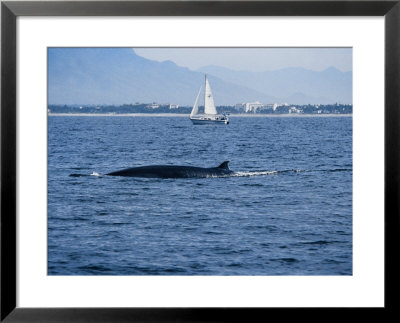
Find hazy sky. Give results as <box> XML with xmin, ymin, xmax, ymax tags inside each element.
<box><xmin>134</xmin><ymin>48</ymin><xmax>352</xmax><ymax>72</ymax></box>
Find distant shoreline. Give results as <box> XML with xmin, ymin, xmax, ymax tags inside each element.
<box><xmin>48</xmin><ymin>113</ymin><xmax>352</xmax><ymax>118</ymax></box>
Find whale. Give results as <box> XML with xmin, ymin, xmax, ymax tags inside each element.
<box><xmin>106</xmin><ymin>161</ymin><xmax>233</xmax><ymax>178</ymax></box>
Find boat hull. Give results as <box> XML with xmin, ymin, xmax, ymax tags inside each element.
<box><xmin>190</xmin><ymin>116</ymin><xmax>229</xmax><ymax>125</ymax></box>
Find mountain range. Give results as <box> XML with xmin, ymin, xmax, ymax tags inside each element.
<box><xmin>48</xmin><ymin>48</ymin><xmax>352</xmax><ymax>106</ymax></box>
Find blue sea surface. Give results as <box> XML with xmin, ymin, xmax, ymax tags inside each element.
<box><xmin>48</xmin><ymin>115</ymin><xmax>352</xmax><ymax>275</ymax></box>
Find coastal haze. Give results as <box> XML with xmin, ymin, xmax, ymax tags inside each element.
<box><xmin>48</xmin><ymin>47</ymin><xmax>352</xmax><ymax>106</ymax></box>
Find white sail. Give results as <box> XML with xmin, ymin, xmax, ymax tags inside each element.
<box><xmin>204</xmin><ymin>76</ymin><xmax>218</xmax><ymax>115</ymax></box>
<box><xmin>190</xmin><ymin>86</ymin><xmax>202</xmax><ymax>117</ymax></box>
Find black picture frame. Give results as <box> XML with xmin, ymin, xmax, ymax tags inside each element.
<box><xmin>1</xmin><ymin>1</ymin><xmax>399</xmax><ymax>321</ymax></box>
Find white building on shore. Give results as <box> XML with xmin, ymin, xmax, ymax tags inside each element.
<box><xmin>147</xmin><ymin>103</ymin><xmax>160</xmax><ymax>109</ymax></box>
<box><xmin>245</xmin><ymin>101</ymin><xmax>264</xmax><ymax>112</ymax></box>
<box><xmin>289</xmin><ymin>106</ymin><xmax>303</xmax><ymax>114</ymax></box>
<box><xmin>236</xmin><ymin>102</ymin><xmax>285</xmax><ymax>113</ymax></box>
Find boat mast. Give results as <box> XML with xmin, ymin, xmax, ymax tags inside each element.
<box><xmin>204</xmin><ymin>74</ymin><xmax>207</xmax><ymax>114</ymax></box>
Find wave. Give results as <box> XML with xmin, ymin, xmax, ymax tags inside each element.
<box><xmin>231</xmin><ymin>170</ymin><xmax>278</xmax><ymax>177</ymax></box>
<box><xmin>69</xmin><ymin>172</ymin><xmax>101</xmax><ymax>177</ymax></box>
<box><xmin>68</xmin><ymin>168</ymin><xmax>352</xmax><ymax>178</ymax></box>
<box><xmin>232</xmin><ymin>168</ymin><xmax>352</xmax><ymax>177</ymax></box>
<box><xmin>231</xmin><ymin>169</ymin><xmax>309</xmax><ymax>177</ymax></box>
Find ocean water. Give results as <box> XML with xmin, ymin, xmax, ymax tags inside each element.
<box><xmin>48</xmin><ymin>115</ymin><xmax>352</xmax><ymax>275</ymax></box>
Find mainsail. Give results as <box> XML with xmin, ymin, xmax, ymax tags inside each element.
<box><xmin>190</xmin><ymin>86</ymin><xmax>202</xmax><ymax>117</ymax></box>
<box><xmin>204</xmin><ymin>76</ymin><xmax>218</xmax><ymax>115</ymax></box>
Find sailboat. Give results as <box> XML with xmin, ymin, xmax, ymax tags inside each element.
<box><xmin>189</xmin><ymin>75</ymin><xmax>229</xmax><ymax>125</ymax></box>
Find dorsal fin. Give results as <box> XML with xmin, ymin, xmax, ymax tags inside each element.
<box><xmin>217</xmin><ymin>161</ymin><xmax>230</xmax><ymax>169</ymax></box>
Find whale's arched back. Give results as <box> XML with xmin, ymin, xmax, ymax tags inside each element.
<box><xmin>106</xmin><ymin>161</ymin><xmax>233</xmax><ymax>178</ymax></box>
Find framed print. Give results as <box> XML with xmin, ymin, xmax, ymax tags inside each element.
<box><xmin>1</xmin><ymin>0</ymin><xmax>399</xmax><ymax>321</ymax></box>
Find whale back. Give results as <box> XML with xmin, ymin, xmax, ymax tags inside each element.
<box><xmin>106</xmin><ymin>161</ymin><xmax>232</xmax><ymax>178</ymax></box>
